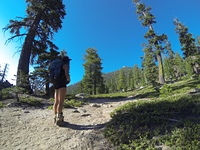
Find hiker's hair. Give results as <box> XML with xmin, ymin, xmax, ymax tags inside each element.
<box><xmin>61</xmin><ymin>56</ymin><xmax>71</xmax><ymax>63</ymax></box>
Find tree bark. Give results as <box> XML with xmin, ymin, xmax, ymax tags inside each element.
<box><xmin>1</xmin><ymin>63</ymin><xmax>8</xmax><ymax>82</ymax></box>
<box><xmin>157</xmin><ymin>52</ymin><xmax>165</xmax><ymax>84</ymax></box>
<box><xmin>17</xmin><ymin>11</ymin><xmax>43</xmax><ymax>93</ymax></box>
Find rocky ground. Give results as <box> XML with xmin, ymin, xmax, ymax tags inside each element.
<box><xmin>0</xmin><ymin>96</ymin><xmax>140</xmax><ymax>150</ymax></box>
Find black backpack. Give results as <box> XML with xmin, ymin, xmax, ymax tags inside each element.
<box><xmin>49</xmin><ymin>57</ymin><xmax>71</xmax><ymax>84</ymax></box>
<box><xmin>49</xmin><ymin>59</ymin><xmax>63</xmax><ymax>84</ymax></box>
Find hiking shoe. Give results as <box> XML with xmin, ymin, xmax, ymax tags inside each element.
<box><xmin>55</xmin><ymin>119</ymin><xmax>63</xmax><ymax>126</ymax></box>
<box><xmin>55</xmin><ymin>113</ymin><xmax>64</xmax><ymax>126</ymax></box>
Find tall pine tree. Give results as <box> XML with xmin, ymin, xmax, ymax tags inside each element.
<box><xmin>174</xmin><ymin>18</ymin><xmax>200</xmax><ymax>75</ymax></box>
<box><xmin>132</xmin><ymin>64</ymin><xmax>140</xmax><ymax>88</ymax></box>
<box><xmin>3</xmin><ymin>0</ymin><xmax>66</xmax><ymax>92</ymax></box>
<box><xmin>82</xmin><ymin>48</ymin><xmax>104</xmax><ymax>95</ymax></box>
<box><xmin>133</xmin><ymin>0</ymin><xmax>168</xmax><ymax>84</ymax></box>
<box><xmin>142</xmin><ymin>44</ymin><xmax>158</xmax><ymax>87</ymax></box>
<box><xmin>118</xmin><ymin>69</ymin><xmax>127</xmax><ymax>92</ymax></box>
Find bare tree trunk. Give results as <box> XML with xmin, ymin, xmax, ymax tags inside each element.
<box><xmin>1</xmin><ymin>63</ymin><xmax>8</xmax><ymax>82</ymax></box>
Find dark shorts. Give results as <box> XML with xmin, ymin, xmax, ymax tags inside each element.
<box><xmin>54</xmin><ymin>78</ymin><xmax>67</xmax><ymax>89</ymax></box>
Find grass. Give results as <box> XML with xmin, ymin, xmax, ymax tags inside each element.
<box><xmin>47</xmin><ymin>98</ymin><xmax>86</xmax><ymax>109</ymax></box>
<box><xmin>20</xmin><ymin>97</ymin><xmax>42</xmax><ymax>106</ymax></box>
<box><xmin>85</xmin><ymin>86</ymin><xmax>158</xmax><ymax>100</ymax></box>
<box><xmin>0</xmin><ymin>101</ymin><xmax>6</xmax><ymax>107</ymax></box>
<box><xmin>63</xmin><ymin>99</ymin><xmax>86</xmax><ymax>108</ymax></box>
<box><xmin>103</xmin><ymin>78</ymin><xmax>200</xmax><ymax>150</ymax></box>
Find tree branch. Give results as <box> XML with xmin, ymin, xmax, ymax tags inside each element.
<box><xmin>5</xmin><ymin>34</ymin><xmax>27</xmax><ymax>45</ymax></box>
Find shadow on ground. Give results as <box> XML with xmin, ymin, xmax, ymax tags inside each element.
<box><xmin>59</xmin><ymin>122</ymin><xmax>108</xmax><ymax>130</ymax></box>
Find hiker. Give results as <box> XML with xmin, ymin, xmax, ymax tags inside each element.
<box><xmin>52</xmin><ymin>56</ymin><xmax>71</xmax><ymax>125</ymax></box>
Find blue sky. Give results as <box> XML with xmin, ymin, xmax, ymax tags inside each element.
<box><xmin>0</xmin><ymin>0</ymin><xmax>200</xmax><ymax>85</ymax></box>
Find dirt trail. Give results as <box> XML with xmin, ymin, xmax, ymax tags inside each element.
<box><xmin>0</xmin><ymin>97</ymin><xmax>138</xmax><ymax>150</ymax></box>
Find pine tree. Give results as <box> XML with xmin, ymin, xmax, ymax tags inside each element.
<box><xmin>132</xmin><ymin>64</ymin><xmax>140</xmax><ymax>88</ymax></box>
<box><xmin>118</xmin><ymin>69</ymin><xmax>127</xmax><ymax>92</ymax></box>
<box><xmin>82</xmin><ymin>48</ymin><xmax>104</xmax><ymax>95</ymax></box>
<box><xmin>174</xmin><ymin>18</ymin><xmax>200</xmax><ymax>75</ymax></box>
<box><xmin>77</xmin><ymin>81</ymin><xmax>84</xmax><ymax>94</ymax></box>
<box><xmin>30</xmin><ymin>49</ymin><xmax>60</xmax><ymax>96</ymax></box>
<box><xmin>128</xmin><ymin>70</ymin><xmax>134</xmax><ymax>90</ymax></box>
<box><xmin>174</xmin><ymin>52</ymin><xmax>186</xmax><ymax>80</ymax></box>
<box><xmin>140</xmin><ymin>69</ymin><xmax>146</xmax><ymax>86</ymax></box>
<box><xmin>163</xmin><ymin>56</ymin><xmax>174</xmax><ymax>81</ymax></box>
<box><xmin>185</xmin><ymin>57</ymin><xmax>194</xmax><ymax>78</ymax></box>
<box><xmin>133</xmin><ymin>0</ymin><xmax>168</xmax><ymax>84</ymax></box>
<box><xmin>142</xmin><ymin>45</ymin><xmax>158</xmax><ymax>87</ymax></box>
<box><xmin>3</xmin><ymin>0</ymin><xmax>66</xmax><ymax>92</ymax></box>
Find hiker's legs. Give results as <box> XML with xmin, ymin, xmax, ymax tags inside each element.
<box><xmin>53</xmin><ymin>89</ymin><xmax>59</xmax><ymax>115</ymax></box>
<box><xmin>57</xmin><ymin>87</ymin><xmax>67</xmax><ymax>113</ymax></box>
<box><xmin>54</xmin><ymin>87</ymin><xmax>66</xmax><ymax>113</ymax></box>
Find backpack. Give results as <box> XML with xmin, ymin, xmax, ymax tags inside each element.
<box><xmin>49</xmin><ymin>59</ymin><xmax>63</xmax><ymax>84</ymax></box>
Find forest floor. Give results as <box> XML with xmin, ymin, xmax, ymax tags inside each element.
<box><xmin>0</xmin><ymin>96</ymin><xmax>147</xmax><ymax>150</ymax></box>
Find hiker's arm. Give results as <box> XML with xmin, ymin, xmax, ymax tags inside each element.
<box><xmin>63</xmin><ymin>64</ymin><xmax>70</xmax><ymax>84</ymax></box>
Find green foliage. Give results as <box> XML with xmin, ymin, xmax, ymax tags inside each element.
<box><xmin>0</xmin><ymin>86</ymin><xmax>27</xmax><ymax>100</ymax></box>
<box><xmin>20</xmin><ymin>97</ymin><xmax>41</xmax><ymax>106</ymax></box>
<box><xmin>103</xmin><ymin>77</ymin><xmax>200</xmax><ymax>149</ymax></box>
<box><xmin>132</xmin><ymin>65</ymin><xmax>141</xmax><ymax>88</ymax></box>
<box><xmin>134</xmin><ymin>1</ymin><xmax>168</xmax><ymax>85</ymax></box>
<box><xmin>47</xmin><ymin>105</ymin><xmax>53</xmax><ymax>110</ymax></box>
<box><xmin>3</xmin><ymin>0</ymin><xmax>66</xmax><ymax>89</ymax></box>
<box><xmin>63</xmin><ymin>99</ymin><xmax>86</xmax><ymax>108</ymax></box>
<box><xmin>0</xmin><ymin>102</ymin><xmax>6</xmax><ymax>108</ymax></box>
<box><xmin>82</xmin><ymin>48</ymin><xmax>105</xmax><ymax>95</ymax></box>
<box><xmin>142</xmin><ymin>45</ymin><xmax>158</xmax><ymax>87</ymax></box>
<box><xmin>104</xmin><ymin>94</ymin><xmax>200</xmax><ymax>149</ymax></box>
<box><xmin>68</xmin><ymin>67</ymin><xmax>144</xmax><ymax>95</ymax></box>
<box><xmin>174</xmin><ymin>18</ymin><xmax>197</xmax><ymax>58</ymax></box>
<box><xmin>47</xmin><ymin>98</ymin><xmax>86</xmax><ymax>109</ymax></box>
<box><xmin>159</xmin><ymin>84</ymin><xmax>172</xmax><ymax>97</ymax></box>
<box><xmin>0</xmin><ymin>88</ymin><xmax>13</xmax><ymax>99</ymax></box>
<box><xmin>48</xmin><ymin>98</ymin><xmax>55</xmax><ymax>102</ymax></box>
<box><xmin>118</xmin><ymin>69</ymin><xmax>127</xmax><ymax>91</ymax></box>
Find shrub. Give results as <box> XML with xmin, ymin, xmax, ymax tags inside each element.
<box><xmin>0</xmin><ymin>88</ymin><xmax>13</xmax><ymax>99</ymax></box>
<box><xmin>104</xmin><ymin>94</ymin><xmax>200</xmax><ymax>149</ymax></box>
<box><xmin>64</xmin><ymin>99</ymin><xmax>86</xmax><ymax>108</ymax></box>
<box><xmin>159</xmin><ymin>84</ymin><xmax>172</xmax><ymax>97</ymax></box>
<box><xmin>0</xmin><ymin>102</ymin><xmax>6</xmax><ymax>108</ymax></box>
<box><xmin>20</xmin><ymin>97</ymin><xmax>41</xmax><ymax>106</ymax></box>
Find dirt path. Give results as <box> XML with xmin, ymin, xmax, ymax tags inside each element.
<box><xmin>0</xmin><ymin>97</ymin><xmax>139</xmax><ymax>150</ymax></box>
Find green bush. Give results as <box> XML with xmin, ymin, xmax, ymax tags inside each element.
<box><xmin>0</xmin><ymin>88</ymin><xmax>13</xmax><ymax>99</ymax></box>
<box><xmin>159</xmin><ymin>84</ymin><xmax>172</xmax><ymax>97</ymax></box>
<box><xmin>47</xmin><ymin>105</ymin><xmax>53</xmax><ymax>110</ymax></box>
<box><xmin>20</xmin><ymin>97</ymin><xmax>41</xmax><ymax>106</ymax></box>
<box><xmin>0</xmin><ymin>102</ymin><xmax>6</xmax><ymax>108</ymax></box>
<box><xmin>47</xmin><ymin>98</ymin><xmax>86</xmax><ymax>109</ymax></box>
<box><xmin>104</xmin><ymin>94</ymin><xmax>200</xmax><ymax>149</ymax></box>
<box><xmin>64</xmin><ymin>99</ymin><xmax>86</xmax><ymax>108</ymax></box>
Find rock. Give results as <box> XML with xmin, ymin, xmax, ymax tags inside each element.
<box><xmin>81</xmin><ymin>114</ymin><xmax>91</xmax><ymax>117</ymax></box>
<box><xmin>75</xmin><ymin>93</ymin><xmax>89</xmax><ymax>98</ymax></box>
<box><xmin>78</xmin><ymin>108</ymin><xmax>87</xmax><ymax>113</ymax></box>
<box><xmin>189</xmin><ymin>88</ymin><xmax>200</xmax><ymax>94</ymax></box>
<box><xmin>103</xmin><ymin>104</ymin><xmax>113</xmax><ymax>108</ymax></box>
<box><xmin>194</xmin><ymin>88</ymin><xmax>200</xmax><ymax>93</ymax></box>
<box><xmin>89</xmin><ymin>104</ymin><xmax>100</xmax><ymax>107</ymax></box>
<box><xmin>7</xmin><ymin>102</ymin><xmax>20</xmax><ymax>107</ymax></box>
<box><xmin>72</xmin><ymin>110</ymin><xmax>80</xmax><ymax>113</ymax></box>
<box><xmin>23</xmin><ymin>110</ymin><xmax>30</xmax><ymax>113</ymax></box>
